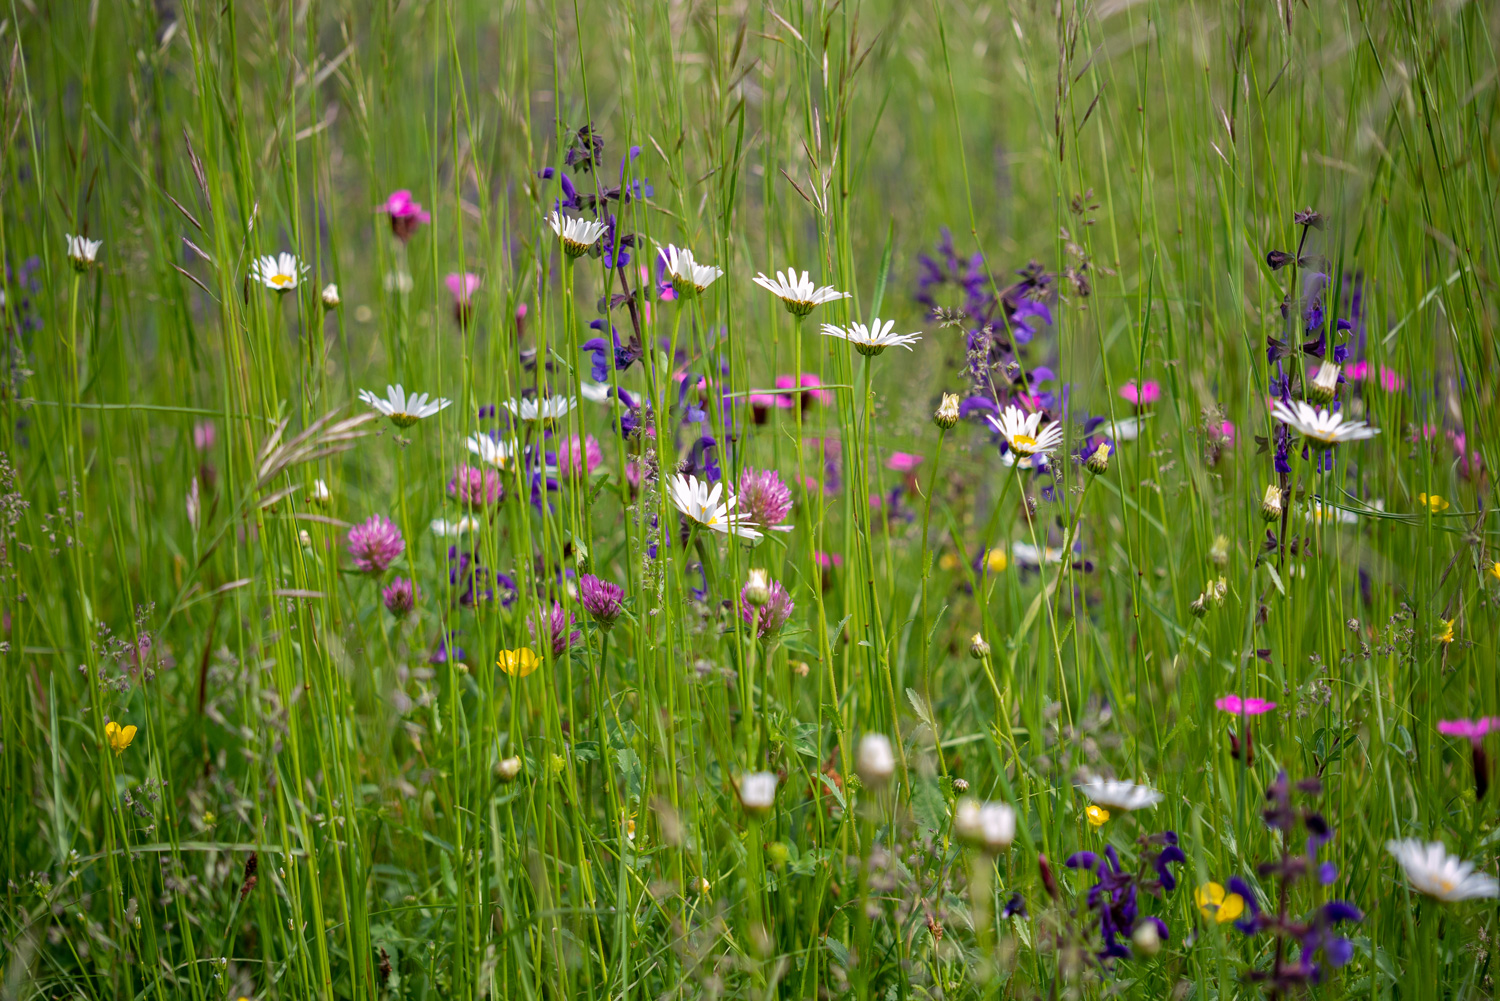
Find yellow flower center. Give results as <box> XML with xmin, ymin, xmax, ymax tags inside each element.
<box><xmin>1440</xmin><ymin>877</ymin><xmax>1456</xmax><ymax>893</ymax></box>
<box><xmin>270</xmin><ymin>273</ymin><xmax>293</xmax><ymax>287</ymax></box>
<box><xmin>1012</xmin><ymin>434</ymin><xmax>1037</xmax><ymax>452</ymax></box>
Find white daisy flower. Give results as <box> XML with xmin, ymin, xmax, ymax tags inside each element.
<box><xmin>667</xmin><ymin>473</ymin><xmax>761</xmax><ymax>540</ymax></box>
<box><xmin>503</xmin><ymin>395</ymin><xmax>576</xmax><ymax>423</ymax></box>
<box><xmin>987</xmin><ymin>405</ymin><xmax>1064</xmax><ymax>457</ymax></box>
<box><xmin>358</xmin><ymin>384</ymin><xmax>453</xmax><ymax>427</ymax></box>
<box><xmin>1077</xmin><ymin>776</ymin><xmax>1163</xmax><ymax>812</ymax></box>
<box><xmin>250</xmin><ymin>252</ymin><xmax>309</xmax><ymax>292</ymax></box>
<box><xmin>1386</xmin><ymin>839</ymin><xmax>1500</xmax><ymax>902</ymax></box>
<box><xmin>1303</xmin><ymin>500</ymin><xmax>1358</xmax><ymax>525</ymax></box>
<box><xmin>548</xmin><ymin>211</ymin><xmax>607</xmax><ymax>258</ymax></box>
<box><xmin>752</xmin><ymin>268</ymin><xmax>851</xmax><ymax>317</ymax></box>
<box><xmin>65</xmin><ymin>234</ymin><xmax>103</xmax><ymax>271</ymax></box>
<box><xmin>738</xmin><ymin>772</ymin><xmax>779</xmax><ymax>813</ymax></box>
<box><xmin>1102</xmin><ymin>415</ymin><xmax>1151</xmax><ymax>442</ymax></box>
<box><xmin>954</xmin><ymin>798</ymin><xmax>1017</xmax><ymax>853</ymax></box>
<box><xmin>579</xmin><ymin>380</ymin><xmax>613</xmax><ymax>404</ymax></box>
<box><xmin>1271</xmin><ymin>399</ymin><xmax>1379</xmax><ymax>446</ymax></box>
<box><xmin>658</xmin><ymin>244</ymin><xmax>723</xmax><ymax>298</ymax></box>
<box><xmin>466</xmin><ymin>433</ymin><xmax>519</xmax><ymax>469</ymax></box>
<box><xmin>819</xmin><ymin>318</ymin><xmax>923</xmax><ymax>357</ymax></box>
<box><xmin>1011</xmin><ymin>540</ymin><xmax>1065</xmax><ymax>567</ymax></box>
<box><xmin>430</xmin><ymin>516</ymin><xmax>482</xmax><ymax>538</ymax></box>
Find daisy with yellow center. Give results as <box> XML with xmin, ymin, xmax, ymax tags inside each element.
<box><xmin>987</xmin><ymin>405</ymin><xmax>1064</xmax><ymax>458</ymax></box>
<box><xmin>250</xmin><ymin>252</ymin><xmax>309</xmax><ymax>292</ymax></box>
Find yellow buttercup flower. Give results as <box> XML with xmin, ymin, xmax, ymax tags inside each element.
<box><xmin>1194</xmin><ymin>882</ymin><xmax>1245</xmax><ymax>923</ymax></box>
<box><xmin>498</xmin><ymin>647</ymin><xmax>540</xmax><ymax>677</ymax></box>
<box><xmin>938</xmin><ymin>552</ymin><xmax>960</xmax><ymax>572</ymax></box>
<box><xmin>984</xmin><ymin>548</ymin><xmax>1009</xmax><ymax>573</ymax></box>
<box><xmin>105</xmin><ymin>721</ymin><xmax>137</xmax><ymax>756</ymax></box>
<box><xmin>1436</xmin><ymin>619</ymin><xmax>1455</xmax><ymax>645</ymax></box>
<box><xmin>1489</xmin><ymin>561</ymin><xmax>1500</xmax><ymax>582</ymax></box>
<box><xmin>1417</xmin><ymin>493</ymin><xmax>1449</xmax><ymax>513</ymax></box>
<box><xmin>1085</xmin><ymin>805</ymin><xmax>1110</xmax><ymax>827</ymax></box>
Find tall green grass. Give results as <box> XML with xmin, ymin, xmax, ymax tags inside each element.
<box><xmin>3</xmin><ymin>0</ymin><xmax>1499</xmax><ymax>999</ymax></box>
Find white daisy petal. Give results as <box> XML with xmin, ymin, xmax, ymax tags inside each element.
<box><xmin>1387</xmin><ymin>839</ymin><xmax>1500</xmax><ymax>902</ymax></box>
<box><xmin>819</xmin><ymin>317</ymin><xmax>923</xmax><ymax>357</ymax></box>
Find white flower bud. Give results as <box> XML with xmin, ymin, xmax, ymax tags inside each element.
<box><xmin>744</xmin><ymin>568</ymin><xmax>771</xmax><ymax>607</ymax></box>
<box><xmin>856</xmin><ymin>733</ymin><xmax>896</xmax><ymax>786</ymax></box>
<box><xmin>934</xmin><ymin>392</ymin><xmax>961</xmax><ymax>430</ymax></box>
<box><xmin>738</xmin><ymin>772</ymin><xmax>778</xmax><ymax>814</ymax></box>
<box><xmin>496</xmin><ymin>756</ymin><xmax>522</xmax><ymax>781</ymax></box>
<box><xmin>1261</xmin><ymin>484</ymin><xmax>1284</xmax><ymax>522</ymax></box>
<box><xmin>1132</xmin><ymin>920</ymin><xmax>1162</xmax><ymax>956</ymax></box>
<box><xmin>321</xmin><ymin>283</ymin><xmax>341</xmax><ymax>308</ymax></box>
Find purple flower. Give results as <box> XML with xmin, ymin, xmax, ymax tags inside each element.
<box><xmin>741</xmin><ymin>580</ymin><xmax>794</xmax><ymax>638</ymax></box>
<box><xmin>383</xmin><ymin>577</ymin><xmax>417</xmax><ymax>618</ymax></box>
<box><xmin>448</xmin><ymin>464</ymin><xmax>504</xmax><ymax>508</ymax></box>
<box><xmin>529</xmin><ymin>601</ymin><xmax>581</xmax><ymax>655</ymax></box>
<box><xmin>738</xmin><ymin>468</ymin><xmax>793</xmax><ymax>530</ymax></box>
<box><xmin>348</xmin><ymin>516</ymin><xmax>404</xmax><ymax>574</ymax></box>
<box><xmin>579</xmin><ymin>574</ymin><xmax>625</xmax><ymax>628</ymax></box>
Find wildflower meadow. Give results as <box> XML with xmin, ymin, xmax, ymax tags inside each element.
<box><xmin>7</xmin><ymin>0</ymin><xmax>1500</xmax><ymax>998</ymax></box>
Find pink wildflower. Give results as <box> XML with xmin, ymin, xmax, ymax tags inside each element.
<box><xmin>738</xmin><ymin>468</ymin><xmax>793</xmax><ymax>529</ymax></box>
<box><xmin>740</xmin><ymin>579</ymin><xmax>794</xmax><ymax>638</ymax></box>
<box><xmin>348</xmin><ymin>516</ymin><xmax>405</xmax><ymax>574</ymax></box>
<box><xmin>886</xmin><ymin>452</ymin><xmax>923</xmax><ymax>474</ymax></box>
<box><xmin>448</xmin><ymin>464</ymin><xmax>504</xmax><ymax>508</ymax></box>
<box><xmin>1438</xmin><ymin>718</ymin><xmax>1500</xmax><ymax>741</ymax></box>
<box><xmin>1214</xmin><ymin>694</ymin><xmax>1277</xmax><ymax>716</ymax></box>
<box><xmin>555</xmin><ymin>434</ymin><xmax>603</xmax><ymax>477</ymax></box>
<box><xmin>383</xmin><ymin>189</ymin><xmax>431</xmax><ymax>241</ymax></box>
<box><xmin>1120</xmin><ymin>380</ymin><xmax>1161</xmax><ymax>407</ymax></box>
<box><xmin>445</xmin><ymin>272</ymin><xmax>481</xmax><ymax>326</ymax></box>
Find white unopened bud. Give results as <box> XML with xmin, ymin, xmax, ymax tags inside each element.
<box><xmin>1308</xmin><ymin>361</ymin><xmax>1339</xmax><ymax>403</ymax></box>
<box><xmin>1132</xmin><ymin>920</ymin><xmax>1162</xmax><ymax>956</ymax></box>
<box><xmin>1261</xmin><ymin>484</ymin><xmax>1284</xmax><ymax>522</ymax></box>
<box><xmin>1209</xmin><ymin>534</ymin><xmax>1230</xmax><ymax>567</ymax></box>
<box><xmin>744</xmin><ymin>568</ymin><xmax>771</xmax><ymax>607</ymax></box>
<box><xmin>856</xmin><ymin>733</ymin><xmax>896</xmax><ymax>786</ymax></box>
<box><xmin>311</xmin><ymin>479</ymin><xmax>331</xmax><ymax>505</ymax></box>
<box><xmin>1085</xmin><ymin>441</ymin><xmax>1112</xmax><ymax>474</ymax></box>
<box><xmin>934</xmin><ymin>392</ymin><xmax>961</xmax><ymax>430</ymax></box>
<box><xmin>496</xmin><ymin>756</ymin><xmax>522</xmax><ymax>781</ymax></box>
<box><xmin>955</xmin><ymin>797</ymin><xmax>1016</xmax><ymax>853</ymax></box>
<box><xmin>321</xmin><ymin>283</ymin><xmax>341</xmax><ymax>308</ymax></box>
<box><xmin>738</xmin><ymin>772</ymin><xmax>778</xmax><ymax>814</ymax></box>
<box><xmin>969</xmin><ymin>633</ymin><xmax>990</xmax><ymax>660</ymax></box>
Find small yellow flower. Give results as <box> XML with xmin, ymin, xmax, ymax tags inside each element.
<box><xmin>498</xmin><ymin>647</ymin><xmax>540</xmax><ymax>677</ymax></box>
<box><xmin>1436</xmin><ymin>619</ymin><xmax>1455</xmax><ymax>645</ymax></box>
<box><xmin>104</xmin><ymin>721</ymin><xmax>137</xmax><ymax>756</ymax></box>
<box><xmin>984</xmin><ymin>548</ymin><xmax>1009</xmax><ymax>573</ymax></box>
<box><xmin>1489</xmin><ymin>561</ymin><xmax>1500</xmax><ymax>582</ymax></box>
<box><xmin>1417</xmin><ymin>492</ymin><xmax>1450</xmax><ymax>513</ymax></box>
<box><xmin>1194</xmin><ymin>882</ymin><xmax>1245</xmax><ymax>923</ymax></box>
<box><xmin>1085</xmin><ymin>805</ymin><xmax>1110</xmax><ymax>827</ymax></box>
<box><xmin>938</xmin><ymin>552</ymin><xmax>960</xmax><ymax>572</ymax></box>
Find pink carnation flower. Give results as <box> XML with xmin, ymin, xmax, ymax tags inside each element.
<box><xmin>1214</xmin><ymin>694</ymin><xmax>1277</xmax><ymax>716</ymax></box>
<box><xmin>1438</xmin><ymin>718</ymin><xmax>1500</xmax><ymax>741</ymax></box>
<box><xmin>1119</xmin><ymin>380</ymin><xmax>1161</xmax><ymax>406</ymax></box>
<box><xmin>383</xmin><ymin>189</ymin><xmax>431</xmax><ymax>241</ymax></box>
<box><xmin>886</xmin><ymin>452</ymin><xmax>923</xmax><ymax>473</ymax></box>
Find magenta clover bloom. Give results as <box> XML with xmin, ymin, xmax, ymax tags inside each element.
<box><xmin>555</xmin><ymin>434</ymin><xmax>603</xmax><ymax>478</ymax></box>
<box><xmin>529</xmin><ymin>601</ymin><xmax>581</xmax><ymax>656</ymax></box>
<box><xmin>449</xmin><ymin>464</ymin><xmax>504</xmax><ymax>508</ymax></box>
<box><xmin>1215</xmin><ymin>695</ymin><xmax>1277</xmax><ymax>716</ymax></box>
<box><xmin>383</xmin><ymin>577</ymin><xmax>418</xmax><ymax>618</ymax></box>
<box><xmin>741</xmin><ymin>579</ymin><xmax>794</xmax><ymax>638</ymax></box>
<box><xmin>738</xmin><ymin>468</ymin><xmax>793</xmax><ymax>530</ymax></box>
<box><xmin>348</xmin><ymin>515</ymin><xmax>405</xmax><ymax>574</ymax></box>
<box><xmin>383</xmin><ymin>189</ymin><xmax>431</xmax><ymax>241</ymax></box>
<box><xmin>579</xmin><ymin>574</ymin><xmax>625</xmax><ymax>628</ymax></box>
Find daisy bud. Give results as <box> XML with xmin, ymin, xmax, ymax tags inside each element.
<box><xmin>856</xmin><ymin>733</ymin><xmax>896</xmax><ymax>787</ymax></box>
<box><xmin>65</xmin><ymin>234</ymin><xmax>102</xmax><ymax>271</ymax></box>
<box><xmin>695</xmin><ymin>876</ymin><xmax>712</xmax><ymax>895</ymax></box>
<box><xmin>934</xmin><ymin>393</ymin><xmax>961</xmax><ymax>430</ymax></box>
<box><xmin>969</xmin><ymin>633</ymin><xmax>990</xmax><ymax>660</ymax></box>
<box><xmin>321</xmin><ymin>283</ymin><xmax>341</xmax><ymax>308</ymax></box>
<box><xmin>1308</xmin><ymin>361</ymin><xmax>1339</xmax><ymax>404</ymax></box>
<box><xmin>738</xmin><ymin>772</ymin><xmax>778</xmax><ymax>815</ymax></box>
<box><xmin>298</xmin><ymin>530</ymin><xmax>313</xmax><ymax>548</ymax></box>
<box><xmin>1189</xmin><ymin>594</ymin><xmax>1208</xmax><ymax>618</ymax></box>
<box><xmin>496</xmin><ymin>755</ymin><xmax>523</xmax><ymax>781</ymax></box>
<box><xmin>1209</xmin><ymin>534</ymin><xmax>1230</xmax><ymax>566</ymax></box>
<box><xmin>1085</xmin><ymin>441</ymin><xmax>1112</xmax><ymax>475</ymax></box>
<box><xmin>1132</xmin><ymin>920</ymin><xmax>1162</xmax><ymax>957</ymax></box>
<box><xmin>952</xmin><ymin>777</ymin><xmax>969</xmax><ymax>793</ymax></box>
<box><xmin>744</xmin><ymin>568</ymin><xmax>772</xmax><ymax>607</ymax></box>
<box><xmin>1260</xmin><ymin>484</ymin><xmax>1285</xmax><ymax>523</ymax></box>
